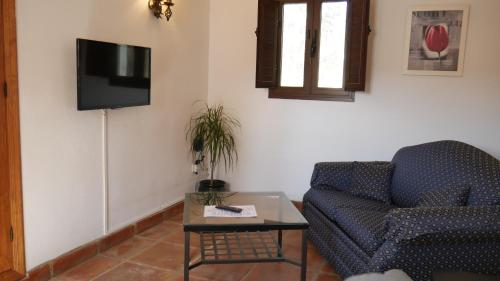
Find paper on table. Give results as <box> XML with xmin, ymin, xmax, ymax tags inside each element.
<box><xmin>204</xmin><ymin>205</ymin><xmax>258</xmax><ymax>218</ymax></box>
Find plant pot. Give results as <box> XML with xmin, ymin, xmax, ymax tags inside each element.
<box><xmin>197</xmin><ymin>180</ymin><xmax>226</xmax><ymax>192</ymax></box>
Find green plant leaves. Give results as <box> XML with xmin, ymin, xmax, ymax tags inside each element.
<box><xmin>186</xmin><ymin>103</ymin><xmax>240</xmax><ymax>182</ymax></box>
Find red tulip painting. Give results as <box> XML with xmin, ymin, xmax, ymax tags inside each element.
<box><xmin>404</xmin><ymin>5</ymin><xmax>469</xmax><ymax>75</ymax></box>
<box><xmin>425</xmin><ymin>24</ymin><xmax>449</xmax><ymax>68</ymax></box>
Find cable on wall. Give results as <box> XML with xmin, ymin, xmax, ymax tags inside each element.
<box><xmin>102</xmin><ymin>109</ymin><xmax>109</xmax><ymax>234</ymax></box>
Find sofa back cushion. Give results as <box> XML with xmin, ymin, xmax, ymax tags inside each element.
<box><xmin>348</xmin><ymin>162</ymin><xmax>394</xmax><ymax>204</ymax></box>
<box><xmin>390</xmin><ymin>140</ymin><xmax>500</xmax><ymax>207</ymax></box>
<box><xmin>310</xmin><ymin>162</ymin><xmax>353</xmax><ymax>191</ymax></box>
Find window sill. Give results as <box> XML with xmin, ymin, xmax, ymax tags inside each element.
<box><xmin>268</xmin><ymin>89</ymin><xmax>355</xmax><ymax>102</ymax></box>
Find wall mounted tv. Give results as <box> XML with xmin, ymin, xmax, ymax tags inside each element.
<box><xmin>77</xmin><ymin>39</ymin><xmax>151</xmax><ymax>111</ymax></box>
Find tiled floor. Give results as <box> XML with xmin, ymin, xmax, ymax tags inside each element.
<box><xmin>50</xmin><ymin>215</ymin><xmax>341</xmax><ymax>281</ymax></box>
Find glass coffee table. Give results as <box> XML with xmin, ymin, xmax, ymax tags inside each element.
<box><xmin>183</xmin><ymin>192</ymin><xmax>309</xmax><ymax>281</ymax></box>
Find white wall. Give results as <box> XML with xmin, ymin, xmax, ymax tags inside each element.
<box><xmin>17</xmin><ymin>0</ymin><xmax>209</xmax><ymax>269</ymax></box>
<box><xmin>207</xmin><ymin>0</ymin><xmax>500</xmax><ymax>200</ymax></box>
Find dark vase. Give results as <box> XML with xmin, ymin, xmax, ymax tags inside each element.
<box><xmin>197</xmin><ymin>180</ymin><xmax>227</xmax><ymax>192</ymax></box>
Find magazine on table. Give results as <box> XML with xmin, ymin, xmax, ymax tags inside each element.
<box><xmin>204</xmin><ymin>205</ymin><xmax>257</xmax><ymax>218</ymax></box>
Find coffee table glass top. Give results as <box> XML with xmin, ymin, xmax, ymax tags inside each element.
<box><xmin>183</xmin><ymin>192</ymin><xmax>309</xmax><ymax>231</ymax></box>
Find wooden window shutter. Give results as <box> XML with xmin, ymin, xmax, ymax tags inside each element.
<box><xmin>255</xmin><ymin>0</ymin><xmax>280</xmax><ymax>88</ymax></box>
<box><xmin>343</xmin><ymin>0</ymin><xmax>370</xmax><ymax>92</ymax></box>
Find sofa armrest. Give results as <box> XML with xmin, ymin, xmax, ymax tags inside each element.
<box><xmin>384</xmin><ymin>205</ymin><xmax>500</xmax><ymax>244</ymax></box>
<box><xmin>372</xmin><ymin>206</ymin><xmax>500</xmax><ymax>279</ymax></box>
<box><xmin>310</xmin><ymin>162</ymin><xmax>354</xmax><ymax>191</ymax></box>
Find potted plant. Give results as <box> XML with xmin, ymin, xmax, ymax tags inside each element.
<box><xmin>186</xmin><ymin>103</ymin><xmax>240</xmax><ymax>192</ymax></box>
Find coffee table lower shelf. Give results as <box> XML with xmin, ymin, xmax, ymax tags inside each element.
<box><xmin>184</xmin><ymin>230</ymin><xmax>307</xmax><ymax>281</ymax></box>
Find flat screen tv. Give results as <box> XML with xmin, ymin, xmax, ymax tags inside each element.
<box><xmin>77</xmin><ymin>39</ymin><xmax>151</xmax><ymax>110</ymax></box>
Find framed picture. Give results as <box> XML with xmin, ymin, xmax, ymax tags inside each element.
<box><xmin>403</xmin><ymin>5</ymin><xmax>470</xmax><ymax>76</ymax></box>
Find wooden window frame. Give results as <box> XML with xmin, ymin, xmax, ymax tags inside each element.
<box><xmin>256</xmin><ymin>0</ymin><xmax>370</xmax><ymax>102</ymax></box>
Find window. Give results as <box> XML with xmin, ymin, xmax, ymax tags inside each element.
<box><xmin>256</xmin><ymin>0</ymin><xmax>370</xmax><ymax>101</ymax></box>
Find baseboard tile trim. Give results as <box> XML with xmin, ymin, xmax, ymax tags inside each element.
<box><xmin>292</xmin><ymin>200</ymin><xmax>304</xmax><ymax>212</ymax></box>
<box><xmin>99</xmin><ymin>225</ymin><xmax>136</xmax><ymax>252</ymax></box>
<box><xmin>22</xmin><ymin>200</ymin><xmax>184</xmax><ymax>281</ymax></box>
<box><xmin>20</xmin><ymin>264</ymin><xmax>51</xmax><ymax>281</ymax></box>
<box><xmin>136</xmin><ymin>211</ymin><xmax>165</xmax><ymax>234</ymax></box>
<box><xmin>52</xmin><ymin>242</ymin><xmax>98</xmax><ymax>276</ymax></box>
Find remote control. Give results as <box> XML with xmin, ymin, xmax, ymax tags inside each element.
<box><xmin>215</xmin><ymin>205</ymin><xmax>243</xmax><ymax>213</ymax></box>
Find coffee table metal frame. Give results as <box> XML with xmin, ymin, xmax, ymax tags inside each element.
<box><xmin>183</xmin><ymin>192</ymin><xmax>309</xmax><ymax>281</ymax></box>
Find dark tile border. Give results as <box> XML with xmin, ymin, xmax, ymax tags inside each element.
<box><xmin>99</xmin><ymin>225</ymin><xmax>136</xmax><ymax>252</ymax></box>
<box><xmin>136</xmin><ymin>212</ymin><xmax>164</xmax><ymax>234</ymax></box>
<box><xmin>292</xmin><ymin>200</ymin><xmax>303</xmax><ymax>212</ymax></box>
<box><xmin>52</xmin><ymin>243</ymin><xmax>98</xmax><ymax>276</ymax></box>
<box><xmin>21</xmin><ymin>264</ymin><xmax>51</xmax><ymax>281</ymax></box>
<box><xmin>164</xmin><ymin>201</ymin><xmax>184</xmax><ymax>219</ymax></box>
<box><xmin>22</xmin><ymin>200</ymin><xmax>184</xmax><ymax>280</ymax></box>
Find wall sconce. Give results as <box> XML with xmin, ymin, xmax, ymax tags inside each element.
<box><xmin>148</xmin><ymin>0</ymin><xmax>175</xmax><ymax>21</ymax></box>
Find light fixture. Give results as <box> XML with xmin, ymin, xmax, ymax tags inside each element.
<box><xmin>148</xmin><ymin>0</ymin><xmax>175</xmax><ymax>21</ymax></box>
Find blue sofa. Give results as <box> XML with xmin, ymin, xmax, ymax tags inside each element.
<box><xmin>303</xmin><ymin>141</ymin><xmax>500</xmax><ymax>281</ymax></box>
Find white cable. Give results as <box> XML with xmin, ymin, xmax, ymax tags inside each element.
<box><xmin>102</xmin><ymin>109</ymin><xmax>109</xmax><ymax>234</ymax></box>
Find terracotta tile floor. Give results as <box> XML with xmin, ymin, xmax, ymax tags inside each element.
<box><xmin>50</xmin><ymin>215</ymin><xmax>341</xmax><ymax>281</ymax></box>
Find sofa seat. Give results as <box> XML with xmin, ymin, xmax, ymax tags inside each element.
<box><xmin>304</xmin><ymin>188</ymin><xmax>395</xmax><ymax>212</ymax></box>
<box><xmin>304</xmin><ymin>189</ymin><xmax>395</xmax><ymax>255</ymax></box>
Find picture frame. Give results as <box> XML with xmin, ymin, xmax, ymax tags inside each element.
<box><xmin>403</xmin><ymin>5</ymin><xmax>470</xmax><ymax>76</ymax></box>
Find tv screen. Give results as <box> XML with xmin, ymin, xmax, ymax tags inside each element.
<box><xmin>77</xmin><ymin>39</ymin><xmax>151</xmax><ymax>110</ymax></box>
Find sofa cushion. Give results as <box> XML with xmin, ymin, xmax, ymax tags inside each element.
<box><xmin>304</xmin><ymin>188</ymin><xmax>395</xmax><ymax>212</ymax></box>
<box><xmin>310</xmin><ymin>162</ymin><xmax>353</xmax><ymax>191</ymax></box>
<box><xmin>418</xmin><ymin>185</ymin><xmax>470</xmax><ymax>207</ymax></box>
<box><xmin>348</xmin><ymin>162</ymin><xmax>394</xmax><ymax>204</ymax></box>
<box><xmin>304</xmin><ymin>189</ymin><xmax>395</xmax><ymax>255</ymax></box>
<box><xmin>391</xmin><ymin>140</ymin><xmax>500</xmax><ymax>207</ymax></box>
